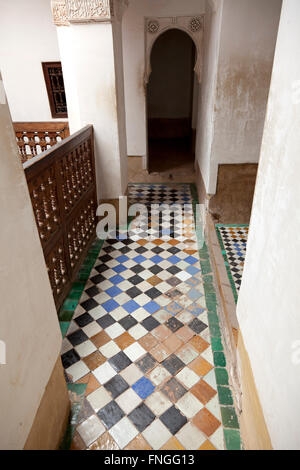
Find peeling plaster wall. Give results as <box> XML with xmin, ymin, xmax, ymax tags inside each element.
<box><xmin>207</xmin><ymin>0</ymin><xmax>282</xmax><ymax>194</ymax></box>
<box><xmin>195</xmin><ymin>0</ymin><xmax>223</xmax><ymax>194</ymax></box>
<box><xmin>0</xmin><ymin>0</ymin><xmax>63</xmax><ymax>122</ymax></box>
<box><xmin>237</xmin><ymin>0</ymin><xmax>300</xmax><ymax>449</ymax></box>
<box><xmin>122</xmin><ymin>0</ymin><xmax>205</xmax><ymax>157</ymax></box>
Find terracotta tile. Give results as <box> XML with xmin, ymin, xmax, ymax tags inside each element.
<box><xmin>198</xmin><ymin>440</ymin><xmax>216</xmax><ymax>451</ymax></box>
<box><xmin>150</xmin><ymin>343</ymin><xmax>171</xmax><ymax>363</ymax></box>
<box><xmin>191</xmin><ymin>380</ymin><xmax>217</xmax><ymax>405</ymax></box>
<box><xmin>152</xmin><ymin>325</ymin><xmax>171</xmax><ymax>342</ymax></box>
<box><xmin>85</xmin><ymin>374</ymin><xmax>100</xmax><ymax>396</ymax></box>
<box><xmin>189</xmin><ymin>336</ymin><xmax>209</xmax><ymax>354</ymax></box>
<box><xmin>193</xmin><ymin>408</ymin><xmax>221</xmax><ymax>437</ymax></box>
<box><xmin>115</xmin><ymin>332</ymin><xmax>135</xmax><ymax>349</ymax></box>
<box><xmin>163</xmin><ymin>334</ymin><xmax>183</xmax><ymax>353</ymax></box>
<box><xmin>75</xmin><ymin>374</ymin><xmax>89</xmax><ymax>384</ymax></box>
<box><xmin>88</xmin><ymin>431</ymin><xmax>119</xmax><ymax>450</ymax></box>
<box><xmin>139</xmin><ymin>333</ymin><xmax>158</xmax><ymax>351</ymax></box>
<box><xmin>152</xmin><ymin>239</ymin><xmax>164</xmax><ymax>245</ymax></box>
<box><xmin>91</xmin><ymin>331</ymin><xmax>111</xmax><ymax>349</ymax></box>
<box><xmin>70</xmin><ymin>431</ymin><xmax>86</xmax><ymax>450</ymax></box>
<box><xmin>184</xmin><ymin>250</ymin><xmax>198</xmax><ymax>255</ymax></box>
<box><xmin>189</xmin><ymin>357</ymin><xmax>213</xmax><ymax>377</ymax></box>
<box><xmin>83</xmin><ymin>351</ymin><xmax>106</xmax><ymax>371</ymax></box>
<box><xmin>168</xmin><ymin>239</ymin><xmax>180</xmax><ymax>246</ymax></box>
<box><xmin>125</xmin><ymin>434</ymin><xmax>152</xmax><ymax>450</ymax></box>
<box><xmin>137</xmin><ymin>239</ymin><xmax>148</xmax><ymax>246</ymax></box>
<box><xmin>148</xmin><ymin>275</ymin><xmax>162</xmax><ymax>286</ymax></box>
<box><xmin>160</xmin><ymin>437</ymin><xmax>185</xmax><ymax>450</ymax></box>
<box><xmin>176</xmin><ymin>326</ymin><xmax>194</xmax><ymax>343</ymax></box>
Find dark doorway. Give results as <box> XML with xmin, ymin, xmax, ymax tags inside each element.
<box><xmin>147</xmin><ymin>29</ymin><xmax>197</xmax><ymax>174</ymax></box>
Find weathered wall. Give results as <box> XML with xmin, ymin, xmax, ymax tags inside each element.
<box><xmin>195</xmin><ymin>0</ymin><xmax>223</xmax><ymax>193</ymax></box>
<box><xmin>56</xmin><ymin>20</ymin><xmax>128</xmax><ymax>200</ymax></box>
<box><xmin>0</xmin><ymin>0</ymin><xmax>63</xmax><ymax>122</ymax></box>
<box><xmin>122</xmin><ymin>0</ymin><xmax>205</xmax><ymax>157</ymax></box>
<box><xmin>237</xmin><ymin>0</ymin><xmax>300</xmax><ymax>449</ymax></box>
<box><xmin>196</xmin><ymin>0</ymin><xmax>282</xmax><ymax>194</ymax></box>
<box><xmin>0</xmin><ymin>76</ymin><xmax>62</xmax><ymax>449</ymax></box>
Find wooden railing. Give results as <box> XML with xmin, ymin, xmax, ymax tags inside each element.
<box><xmin>14</xmin><ymin>121</ymin><xmax>70</xmax><ymax>163</ymax></box>
<box><xmin>24</xmin><ymin>125</ymin><xmax>98</xmax><ymax>310</ymax></box>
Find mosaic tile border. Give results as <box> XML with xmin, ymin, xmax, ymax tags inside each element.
<box><xmin>191</xmin><ymin>188</ymin><xmax>241</xmax><ymax>450</ymax></box>
<box><xmin>215</xmin><ymin>224</ymin><xmax>249</xmax><ymax>304</ymax></box>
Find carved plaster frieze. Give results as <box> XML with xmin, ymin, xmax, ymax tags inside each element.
<box><xmin>51</xmin><ymin>0</ymin><xmax>130</xmax><ymax>25</ymax></box>
<box><xmin>145</xmin><ymin>15</ymin><xmax>205</xmax><ymax>85</ymax></box>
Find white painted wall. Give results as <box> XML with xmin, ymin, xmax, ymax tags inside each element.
<box><xmin>0</xmin><ymin>76</ymin><xmax>62</xmax><ymax>449</ymax></box>
<box><xmin>195</xmin><ymin>0</ymin><xmax>223</xmax><ymax>192</ymax></box>
<box><xmin>122</xmin><ymin>0</ymin><xmax>205</xmax><ymax>157</ymax></box>
<box><xmin>0</xmin><ymin>0</ymin><xmax>63</xmax><ymax>122</ymax></box>
<box><xmin>237</xmin><ymin>0</ymin><xmax>300</xmax><ymax>449</ymax></box>
<box><xmin>196</xmin><ymin>0</ymin><xmax>282</xmax><ymax>194</ymax></box>
<box><xmin>56</xmin><ymin>20</ymin><xmax>128</xmax><ymax>200</ymax></box>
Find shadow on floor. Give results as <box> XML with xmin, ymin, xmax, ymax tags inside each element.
<box><xmin>148</xmin><ymin>138</ymin><xmax>195</xmax><ymax>174</ymax></box>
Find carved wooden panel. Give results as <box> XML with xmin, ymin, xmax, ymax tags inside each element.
<box><xmin>14</xmin><ymin>122</ymin><xmax>70</xmax><ymax>163</ymax></box>
<box><xmin>24</xmin><ymin>125</ymin><xmax>97</xmax><ymax>309</ymax></box>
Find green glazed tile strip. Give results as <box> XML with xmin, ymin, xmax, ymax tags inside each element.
<box><xmin>190</xmin><ymin>183</ymin><xmax>241</xmax><ymax>451</ymax></box>
<box><xmin>60</xmin><ymin>384</ymin><xmax>87</xmax><ymax>450</ymax></box>
<box><xmin>59</xmin><ymin>237</ymin><xmax>104</xmax><ymax>337</ymax></box>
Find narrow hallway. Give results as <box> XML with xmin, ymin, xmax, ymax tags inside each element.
<box><xmin>60</xmin><ymin>184</ymin><xmax>241</xmax><ymax>451</ymax></box>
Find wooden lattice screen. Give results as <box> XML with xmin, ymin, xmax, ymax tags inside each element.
<box><xmin>24</xmin><ymin>125</ymin><xmax>98</xmax><ymax>310</ymax></box>
<box><xmin>14</xmin><ymin>122</ymin><xmax>70</xmax><ymax>163</ymax></box>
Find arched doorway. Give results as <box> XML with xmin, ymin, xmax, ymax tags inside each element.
<box><xmin>147</xmin><ymin>29</ymin><xmax>198</xmax><ymax>174</ymax></box>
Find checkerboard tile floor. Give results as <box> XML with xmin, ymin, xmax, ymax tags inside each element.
<box><xmin>216</xmin><ymin>225</ymin><xmax>249</xmax><ymax>295</ymax></box>
<box><xmin>62</xmin><ymin>184</ymin><xmax>226</xmax><ymax>450</ymax></box>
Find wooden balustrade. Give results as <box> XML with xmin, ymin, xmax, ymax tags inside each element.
<box><xmin>24</xmin><ymin>125</ymin><xmax>98</xmax><ymax>310</ymax></box>
<box><xmin>14</xmin><ymin>121</ymin><xmax>70</xmax><ymax>163</ymax></box>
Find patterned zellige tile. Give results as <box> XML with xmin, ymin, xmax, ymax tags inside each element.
<box><xmin>62</xmin><ymin>184</ymin><xmax>240</xmax><ymax>450</ymax></box>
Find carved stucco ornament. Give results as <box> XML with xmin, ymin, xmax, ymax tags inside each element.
<box><xmin>145</xmin><ymin>15</ymin><xmax>205</xmax><ymax>85</ymax></box>
<box><xmin>51</xmin><ymin>0</ymin><xmax>128</xmax><ymax>25</ymax></box>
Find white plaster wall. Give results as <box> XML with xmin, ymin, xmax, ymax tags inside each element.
<box><xmin>195</xmin><ymin>0</ymin><xmax>223</xmax><ymax>192</ymax></box>
<box><xmin>237</xmin><ymin>0</ymin><xmax>300</xmax><ymax>449</ymax></box>
<box><xmin>207</xmin><ymin>0</ymin><xmax>282</xmax><ymax>194</ymax></box>
<box><xmin>0</xmin><ymin>0</ymin><xmax>63</xmax><ymax>122</ymax></box>
<box><xmin>0</xmin><ymin>77</ymin><xmax>62</xmax><ymax>449</ymax></box>
<box><xmin>122</xmin><ymin>0</ymin><xmax>205</xmax><ymax>157</ymax></box>
<box><xmin>57</xmin><ymin>22</ymin><xmax>127</xmax><ymax>199</ymax></box>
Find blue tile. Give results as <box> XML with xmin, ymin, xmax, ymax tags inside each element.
<box><xmin>187</xmin><ymin>304</ymin><xmax>205</xmax><ymax>316</ymax></box>
<box><xmin>102</xmin><ymin>299</ymin><xmax>119</xmax><ymax>312</ymax></box>
<box><xmin>168</xmin><ymin>255</ymin><xmax>181</xmax><ymax>264</ymax></box>
<box><xmin>133</xmin><ymin>255</ymin><xmax>147</xmax><ymax>263</ymax></box>
<box><xmin>186</xmin><ymin>265</ymin><xmax>200</xmax><ymax>276</ymax></box>
<box><xmin>187</xmin><ymin>288</ymin><xmax>203</xmax><ymax>301</ymax></box>
<box><xmin>144</xmin><ymin>301</ymin><xmax>160</xmax><ymax>314</ymax></box>
<box><xmin>123</xmin><ymin>300</ymin><xmax>140</xmax><ymax>313</ymax></box>
<box><xmin>185</xmin><ymin>256</ymin><xmax>198</xmax><ymax>265</ymax></box>
<box><xmin>113</xmin><ymin>264</ymin><xmax>127</xmax><ymax>274</ymax></box>
<box><xmin>116</xmin><ymin>255</ymin><xmax>129</xmax><ymax>263</ymax></box>
<box><xmin>132</xmin><ymin>377</ymin><xmax>155</xmax><ymax>399</ymax></box>
<box><xmin>106</xmin><ymin>286</ymin><xmax>122</xmax><ymax>298</ymax></box>
<box><xmin>110</xmin><ymin>274</ymin><xmax>124</xmax><ymax>285</ymax></box>
<box><xmin>150</xmin><ymin>255</ymin><xmax>163</xmax><ymax>264</ymax></box>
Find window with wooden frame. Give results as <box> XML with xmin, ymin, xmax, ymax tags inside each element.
<box><xmin>42</xmin><ymin>62</ymin><xmax>68</xmax><ymax>118</ymax></box>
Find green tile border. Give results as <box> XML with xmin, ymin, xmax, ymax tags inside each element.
<box><xmin>58</xmin><ymin>237</ymin><xmax>104</xmax><ymax>338</ymax></box>
<box><xmin>60</xmin><ymin>384</ymin><xmax>87</xmax><ymax>450</ymax></box>
<box><xmin>190</xmin><ymin>184</ymin><xmax>241</xmax><ymax>451</ymax></box>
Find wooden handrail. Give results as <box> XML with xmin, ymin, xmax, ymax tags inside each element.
<box><xmin>14</xmin><ymin>121</ymin><xmax>70</xmax><ymax>163</ymax></box>
<box><xmin>24</xmin><ymin>125</ymin><xmax>98</xmax><ymax>310</ymax></box>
